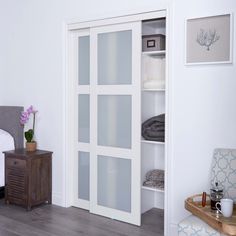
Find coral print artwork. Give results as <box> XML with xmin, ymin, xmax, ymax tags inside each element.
<box><xmin>186</xmin><ymin>14</ymin><xmax>231</xmax><ymax>64</ymax></box>
<box><xmin>196</xmin><ymin>29</ymin><xmax>220</xmax><ymax>51</ymax></box>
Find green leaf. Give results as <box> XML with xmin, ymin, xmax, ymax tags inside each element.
<box><xmin>25</xmin><ymin>129</ymin><xmax>34</xmax><ymax>142</ymax></box>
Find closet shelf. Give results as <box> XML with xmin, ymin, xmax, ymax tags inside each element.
<box><xmin>141</xmin><ymin>140</ymin><xmax>165</xmax><ymax>145</ymax></box>
<box><xmin>142</xmin><ymin>186</ymin><xmax>164</xmax><ymax>193</ymax></box>
<box><xmin>142</xmin><ymin>50</ymin><xmax>166</xmax><ymax>56</ymax></box>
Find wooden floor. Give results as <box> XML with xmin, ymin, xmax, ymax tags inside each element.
<box><xmin>0</xmin><ymin>201</ymin><xmax>164</xmax><ymax>236</ymax></box>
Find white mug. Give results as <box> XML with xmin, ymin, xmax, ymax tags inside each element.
<box><xmin>216</xmin><ymin>198</ymin><xmax>234</xmax><ymax>217</ymax></box>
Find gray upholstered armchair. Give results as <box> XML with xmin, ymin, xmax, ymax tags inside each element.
<box><xmin>178</xmin><ymin>148</ymin><xmax>236</xmax><ymax>236</ymax></box>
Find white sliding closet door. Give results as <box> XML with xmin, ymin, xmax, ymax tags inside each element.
<box><xmin>90</xmin><ymin>22</ymin><xmax>141</xmax><ymax>225</ymax></box>
<box><xmin>74</xmin><ymin>30</ymin><xmax>91</xmax><ymax>210</ymax></box>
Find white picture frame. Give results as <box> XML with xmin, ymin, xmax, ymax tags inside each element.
<box><xmin>185</xmin><ymin>13</ymin><xmax>233</xmax><ymax>65</ymax></box>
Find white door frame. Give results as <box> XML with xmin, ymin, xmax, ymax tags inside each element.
<box><xmin>64</xmin><ymin>8</ymin><xmax>172</xmax><ymax>235</ymax></box>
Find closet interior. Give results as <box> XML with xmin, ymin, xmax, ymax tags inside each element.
<box><xmin>141</xmin><ymin>18</ymin><xmax>166</xmax><ymax>214</ymax></box>
<box><xmin>69</xmin><ymin>10</ymin><xmax>168</xmax><ymax>231</ymax></box>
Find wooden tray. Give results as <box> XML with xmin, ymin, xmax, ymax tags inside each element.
<box><xmin>185</xmin><ymin>194</ymin><xmax>236</xmax><ymax>236</ymax></box>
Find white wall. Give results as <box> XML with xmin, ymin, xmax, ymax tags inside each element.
<box><xmin>0</xmin><ymin>0</ymin><xmax>236</xmax><ymax>235</ymax></box>
<box><xmin>169</xmin><ymin>0</ymin><xmax>236</xmax><ymax>234</ymax></box>
<box><xmin>0</xmin><ymin>0</ymin><xmax>169</xmax><ymax>206</ymax></box>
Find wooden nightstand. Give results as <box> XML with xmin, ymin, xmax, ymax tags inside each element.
<box><xmin>3</xmin><ymin>149</ymin><xmax>52</xmax><ymax>210</ymax></box>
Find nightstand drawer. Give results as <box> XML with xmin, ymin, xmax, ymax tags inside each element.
<box><xmin>6</xmin><ymin>158</ymin><xmax>26</xmax><ymax>169</ymax></box>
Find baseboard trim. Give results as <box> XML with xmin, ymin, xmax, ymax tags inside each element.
<box><xmin>170</xmin><ymin>223</ymin><xmax>178</xmax><ymax>236</ymax></box>
<box><xmin>52</xmin><ymin>192</ymin><xmax>64</xmax><ymax>206</ymax></box>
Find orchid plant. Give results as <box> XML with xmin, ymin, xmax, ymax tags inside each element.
<box><xmin>20</xmin><ymin>106</ymin><xmax>38</xmax><ymax>143</ymax></box>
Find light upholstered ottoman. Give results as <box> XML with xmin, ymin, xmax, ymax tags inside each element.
<box><xmin>178</xmin><ymin>215</ymin><xmax>226</xmax><ymax>236</ymax></box>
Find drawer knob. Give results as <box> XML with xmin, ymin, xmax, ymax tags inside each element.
<box><xmin>14</xmin><ymin>161</ymin><xmax>17</xmax><ymax>165</ymax></box>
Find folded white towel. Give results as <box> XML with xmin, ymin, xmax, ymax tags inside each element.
<box><xmin>142</xmin><ymin>56</ymin><xmax>166</xmax><ymax>89</ymax></box>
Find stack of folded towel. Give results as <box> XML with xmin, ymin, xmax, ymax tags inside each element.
<box><xmin>143</xmin><ymin>169</ymin><xmax>164</xmax><ymax>190</ymax></box>
<box><xmin>142</xmin><ymin>56</ymin><xmax>165</xmax><ymax>90</ymax></box>
<box><xmin>142</xmin><ymin>114</ymin><xmax>165</xmax><ymax>142</ymax></box>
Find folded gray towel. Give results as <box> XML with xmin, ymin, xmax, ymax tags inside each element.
<box><xmin>142</xmin><ymin>135</ymin><xmax>165</xmax><ymax>142</ymax></box>
<box><xmin>143</xmin><ymin>130</ymin><xmax>165</xmax><ymax>138</ymax></box>
<box><xmin>142</xmin><ymin>114</ymin><xmax>165</xmax><ymax>142</ymax></box>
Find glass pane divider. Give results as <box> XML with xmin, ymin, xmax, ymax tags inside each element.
<box><xmin>77</xmin><ymin>142</ymin><xmax>90</xmax><ymax>152</ymax></box>
<box><xmin>96</xmin><ymin>145</ymin><xmax>133</xmax><ymax>159</ymax></box>
<box><xmin>77</xmin><ymin>86</ymin><xmax>90</xmax><ymax>94</ymax></box>
<box><xmin>96</xmin><ymin>85</ymin><xmax>134</xmax><ymax>95</ymax></box>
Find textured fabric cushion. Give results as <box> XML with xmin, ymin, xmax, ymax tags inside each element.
<box><xmin>0</xmin><ymin>106</ymin><xmax>24</xmax><ymax>149</ymax></box>
<box><xmin>178</xmin><ymin>148</ymin><xmax>236</xmax><ymax>236</ymax></box>
<box><xmin>210</xmin><ymin>148</ymin><xmax>236</xmax><ymax>202</ymax></box>
<box><xmin>178</xmin><ymin>215</ymin><xmax>225</xmax><ymax>236</ymax></box>
<box><xmin>0</xmin><ymin>129</ymin><xmax>14</xmax><ymax>186</ymax></box>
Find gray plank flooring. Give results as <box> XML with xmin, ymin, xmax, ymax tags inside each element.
<box><xmin>0</xmin><ymin>201</ymin><xmax>164</xmax><ymax>236</ymax></box>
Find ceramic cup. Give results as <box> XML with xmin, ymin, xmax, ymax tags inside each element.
<box><xmin>216</xmin><ymin>198</ymin><xmax>234</xmax><ymax>217</ymax></box>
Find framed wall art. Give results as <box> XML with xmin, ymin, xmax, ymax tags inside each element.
<box><xmin>186</xmin><ymin>13</ymin><xmax>233</xmax><ymax>65</ymax></box>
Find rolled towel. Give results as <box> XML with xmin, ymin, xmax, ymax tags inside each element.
<box><xmin>146</xmin><ymin>169</ymin><xmax>164</xmax><ymax>182</ymax></box>
<box><xmin>143</xmin><ymin>169</ymin><xmax>165</xmax><ymax>190</ymax></box>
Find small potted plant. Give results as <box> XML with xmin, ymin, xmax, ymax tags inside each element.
<box><xmin>20</xmin><ymin>105</ymin><xmax>38</xmax><ymax>152</ymax></box>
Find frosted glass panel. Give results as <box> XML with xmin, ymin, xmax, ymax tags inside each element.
<box><xmin>78</xmin><ymin>152</ymin><xmax>90</xmax><ymax>200</ymax></box>
<box><xmin>78</xmin><ymin>95</ymin><xmax>90</xmax><ymax>143</ymax></box>
<box><xmin>79</xmin><ymin>36</ymin><xmax>90</xmax><ymax>85</ymax></box>
<box><xmin>98</xmin><ymin>95</ymin><xmax>131</xmax><ymax>148</ymax></box>
<box><xmin>97</xmin><ymin>155</ymin><xmax>131</xmax><ymax>212</ymax></box>
<box><xmin>98</xmin><ymin>30</ymin><xmax>132</xmax><ymax>85</ymax></box>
